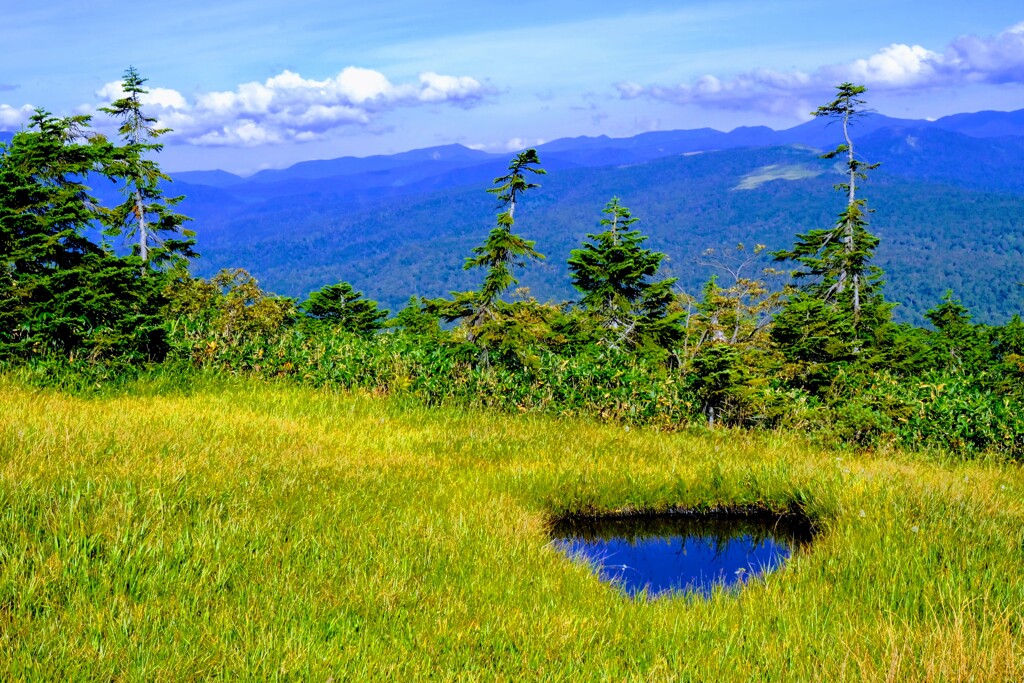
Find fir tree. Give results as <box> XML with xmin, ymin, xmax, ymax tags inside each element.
<box><xmin>465</xmin><ymin>149</ymin><xmax>545</xmax><ymax>307</ymax></box>
<box><xmin>99</xmin><ymin>66</ymin><xmax>195</xmax><ymax>269</ymax></box>
<box><xmin>301</xmin><ymin>281</ymin><xmax>388</xmax><ymax>334</ymax></box>
<box><xmin>924</xmin><ymin>291</ymin><xmax>993</xmax><ymax>373</ymax></box>
<box><xmin>773</xmin><ymin>83</ymin><xmax>887</xmax><ymax>331</ymax></box>
<box><xmin>0</xmin><ymin>111</ymin><xmax>166</xmax><ymax>359</ymax></box>
<box><xmin>431</xmin><ymin>149</ymin><xmax>546</xmax><ymax>345</ymax></box>
<box><xmin>389</xmin><ymin>296</ymin><xmax>443</xmax><ymax>338</ymax></box>
<box><xmin>568</xmin><ymin>197</ymin><xmax>679</xmax><ymax>349</ymax></box>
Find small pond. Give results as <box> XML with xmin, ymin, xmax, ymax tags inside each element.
<box><xmin>550</xmin><ymin>512</ymin><xmax>814</xmax><ymax>598</ymax></box>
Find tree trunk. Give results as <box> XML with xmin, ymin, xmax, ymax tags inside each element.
<box><xmin>136</xmin><ymin>187</ymin><xmax>147</xmax><ymax>264</ymax></box>
<box><xmin>843</xmin><ymin>107</ymin><xmax>859</xmax><ymax>315</ymax></box>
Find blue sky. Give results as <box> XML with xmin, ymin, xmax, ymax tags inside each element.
<box><xmin>3</xmin><ymin>1</ymin><xmax>1023</xmax><ymax>173</ymax></box>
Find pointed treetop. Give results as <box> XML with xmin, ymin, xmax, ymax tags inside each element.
<box><xmin>99</xmin><ymin>66</ymin><xmax>170</xmax><ymax>148</ymax></box>
<box><xmin>811</xmin><ymin>82</ymin><xmax>872</xmax><ymax>122</ymax></box>
<box><xmin>599</xmin><ymin>196</ymin><xmax>638</xmax><ymax>242</ymax></box>
<box><xmin>487</xmin><ymin>148</ymin><xmax>546</xmax><ymax>207</ymax></box>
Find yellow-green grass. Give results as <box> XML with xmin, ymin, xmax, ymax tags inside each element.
<box><xmin>0</xmin><ymin>377</ymin><xmax>1022</xmax><ymax>681</ymax></box>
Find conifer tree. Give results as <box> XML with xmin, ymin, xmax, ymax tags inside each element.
<box><xmin>924</xmin><ymin>291</ymin><xmax>993</xmax><ymax>373</ymax></box>
<box><xmin>389</xmin><ymin>296</ymin><xmax>442</xmax><ymax>338</ymax></box>
<box><xmin>568</xmin><ymin>197</ymin><xmax>679</xmax><ymax>349</ymax></box>
<box><xmin>100</xmin><ymin>66</ymin><xmax>195</xmax><ymax>269</ymax></box>
<box><xmin>0</xmin><ymin>111</ymin><xmax>166</xmax><ymax>358</ymax></box>
<box><xmin>465</xmin><ymin>148</ymin><xmax>545</xmax><ymax>307</ymax></box>
<box><xmin>301</xmin><ymin>281</ymin><xmax>388</xmax><ymax>334</ymax></box>
<box><xmin>773</xmin><ymin>83</ymin><xmax>886</xmax><ymax>330</ymax></box>
<box><xmin>994</xmin><ymin>314</ymin><xmax>1024</xmax><ymax>392</ymax></box>
<box><xmin>432</xmin><ymin>149</ymin><xmax>546</xmax><ymax>344</ymax></box>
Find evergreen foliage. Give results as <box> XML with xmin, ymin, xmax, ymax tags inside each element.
<box><xmin>568</xmin><ymin>197</ymin><xmax>680</xmax><ymax>351</ymax></box>
<box><xmin>772</xmin><ymin>84</ymin><xmax>893</xmax><ymax>385</ymax></box>
<box><xmin>99</xmin><ymin>66</ymin><xmax>196</xmax><ymax>269</ymax></box>
<box><xmin>773</xmin><ymin>83</ymin><xmax>886</xmax><ymax>327</ymax></box>
<box><xmin>389</xmin><ymin>297</ymin><xmax>443</xmax><ymax>338</ymax></box>
<box><xmin>0</xmin><ymin>111</ymin><xmax>167</xmax><ymax>360</ymax></box>
<box><xmin>300</xmin><ymin>281</ymin><xmax>388</xmax><ymax>334</ymax></box>
<box><xmin>468</xmin><ymin>148</ymin><xmax>547</xmax><ymax>305</ymax></box>
<box><xmin>429</xmin><ymin>149</ymin><xmax>546</xmax><ymax>345</ymax></box>
<box><xmin>923</xmin><ymin>291</ymin><xmax>995</xmax><ymax>374</ymax></box>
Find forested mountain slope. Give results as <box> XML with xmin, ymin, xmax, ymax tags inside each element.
<box><xmin>179</xmin><ymin>137</ymin><xmax>1024</xmax><ymax>325</ymax></box>
<box><xmin>9</xmin><ymin>109</ymin><xmax>1020</xmax><ymax>323</ymax></box>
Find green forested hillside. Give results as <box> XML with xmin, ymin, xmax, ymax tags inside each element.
<box><xmin>192</xmin><ymin>144</ymin><xmax>1024</xmax><ymax>324</ymax></box>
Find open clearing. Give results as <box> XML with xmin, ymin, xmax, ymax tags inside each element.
<box><xmin>0</xmin><ymin>378</ymin><xmax>1021</xmax><ymax>681</ymax></box>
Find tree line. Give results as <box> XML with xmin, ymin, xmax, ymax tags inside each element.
<box><xmin>2</xmin><ymin>73</ymin><xmax>1022</xmax><ymax>455</ymax></box>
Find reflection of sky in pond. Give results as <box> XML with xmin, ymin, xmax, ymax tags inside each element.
<box><xmin>551</xmin><ymin>516</ymin><xmax>810</xmax><ymax>598</ymax></box>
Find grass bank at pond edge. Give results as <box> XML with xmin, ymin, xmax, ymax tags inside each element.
<box><xmin>0</xmin><ymin>377</ymin><xmax>1021</xmax><ymax>680</ymax></box>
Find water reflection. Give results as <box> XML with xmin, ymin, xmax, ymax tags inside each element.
<box><xmin>551</xmin><ymin>514</ymin><xmax>813</xmax><ymax>598</ymax></box>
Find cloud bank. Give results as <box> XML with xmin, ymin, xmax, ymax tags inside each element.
<box><xmin>618</xmin><ymin>22</ymin><xmax>1024</xmax><ymax>116</ymax></box>
<box><xmin>0</xmin><ymin>104</ymin><xmax>35</xmax><ymax>129</ymax></box>
<box><xmin>0</xmin><ymin>67</ymin><xmax>492</xmax><ymax>142</ymax></box>
<box><xmin>111</xmin><ymin>67</ymin><xmax>491</xmax><ymax>146</ymax></box>
<box><xmin>92</xmin><ymin>67</ymin><xmax>493</xmax><ymax>146</ymax></box>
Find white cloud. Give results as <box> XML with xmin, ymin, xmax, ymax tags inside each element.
<box><xmin>0</xmin><ymin>103</ymin><xmax>35</xmax><ymax>129</ymax></box>
<box><xmin>618</xmin><ymin>70</ymin><xmax>818</xmax><ymax>117</ymax></box>
<box><xmin>92</xmin><ymin>67</ymin><xmax>494</xmax><ymax>147</ymax></box>
<box><xmin>418</xmin><ymin>72</ymin><xmax>488</xmax><ymax>104</ymax></box>
<box><xmin>95</xmin><ymin>81</ymin><xmax>190</xmax><ymax>110</ymax></box>
<box><xmin>467</xmin><ymin>137</ymin><xmax>546</xmax><ymax>153</ymax></box>
<box><xmin>838</xmin><ymin>44</ymin><xmax>944</xmax><ymax>87</ymax></box>
<box><xmin>504</xmin><ymin>137</ymin><xmax>545</xmax><ymax>151</ymax></box>
<box><xmin>188</xmin><ymin>121</ymin><xmax>284</xmax><ymax>147</ymax></box>
<box><xmin>333</xmin><ymin>67</ymin><xmax>394</xmax><ymax>104</ymax></box>
<box><xmin>947</xmin><ymin>21</ymin><xmax>1024</xmax><ymax>84</ymax></box>
<box><xmin>619</xmin><ymin>22</ymin><xmax>1024</xmax><ymax>116</ymax></box>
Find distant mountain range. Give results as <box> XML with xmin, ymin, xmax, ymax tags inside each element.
<box><xmin>170</xmin><ymin>107</ymin><xmax>1024</xmax><ymax>187</ymax></box>
<box><xmin>3</xmin><ymin>109</ymin><xmax>1024</xmax><ymax>324</ymax></box>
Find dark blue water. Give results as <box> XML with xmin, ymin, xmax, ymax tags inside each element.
<box><xmin>551</xmin><ymin>514</ymin><xmax>812</xmax><ymax>598</ymax></box>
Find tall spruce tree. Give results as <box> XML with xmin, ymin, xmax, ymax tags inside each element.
<box><xmin>771</xmin><ymin>82</ymin><xmax>892</xmax><ymax>385</ymax></box>
<box><xmin>300</xmin><ymin>281</ymin><xmax>388</xmax><ymax>335</ymax></box>
<box><xmin>773</xmin><ymin>83</ymin><xmax>886</xmax><ymax>329</ymax></box>
<box><xmin>768</xmin><ymin>83</ymin><xmax>893</xmax><ymax>390</ymax></box>
<box><xmin>568</xmin><ymin>197</ymin><xmax>680</xmax><ymax>349</ymax></box>
<box><xmin>100</xmin><ymin>66</ymin><xmax>195</xmax><ymax>269</ymax></box>
<box><xmin>432</xmin><ymin>149</ymin><xmax>546</xmax><ymax>343</ymax></box>
<box><xmin>466</xmin><ymin>148</ymin><xmax>546</xmax><ymax>307</ymax></box>
<box><xmin>924</xmin><ymin>291</ymin><xmax>994</xmax><ymax>374</ymax></box>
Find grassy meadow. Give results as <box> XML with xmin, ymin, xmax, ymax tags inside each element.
<box><xmin>0</xmin><ymin>376</ymin><xmax>1022</xmax><ymax>681</ymax></box>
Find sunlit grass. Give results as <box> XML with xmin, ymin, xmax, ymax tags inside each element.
<box><xmin>1</xmin><ymin>376</ymin><xmax>1021</xmax><ymax>680</ymax></box>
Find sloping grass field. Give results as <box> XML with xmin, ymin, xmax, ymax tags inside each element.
<box><xmin>0</xmin><ymin>377</ymin><xmax>1022</xmax><ymax>681</ymax></box>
